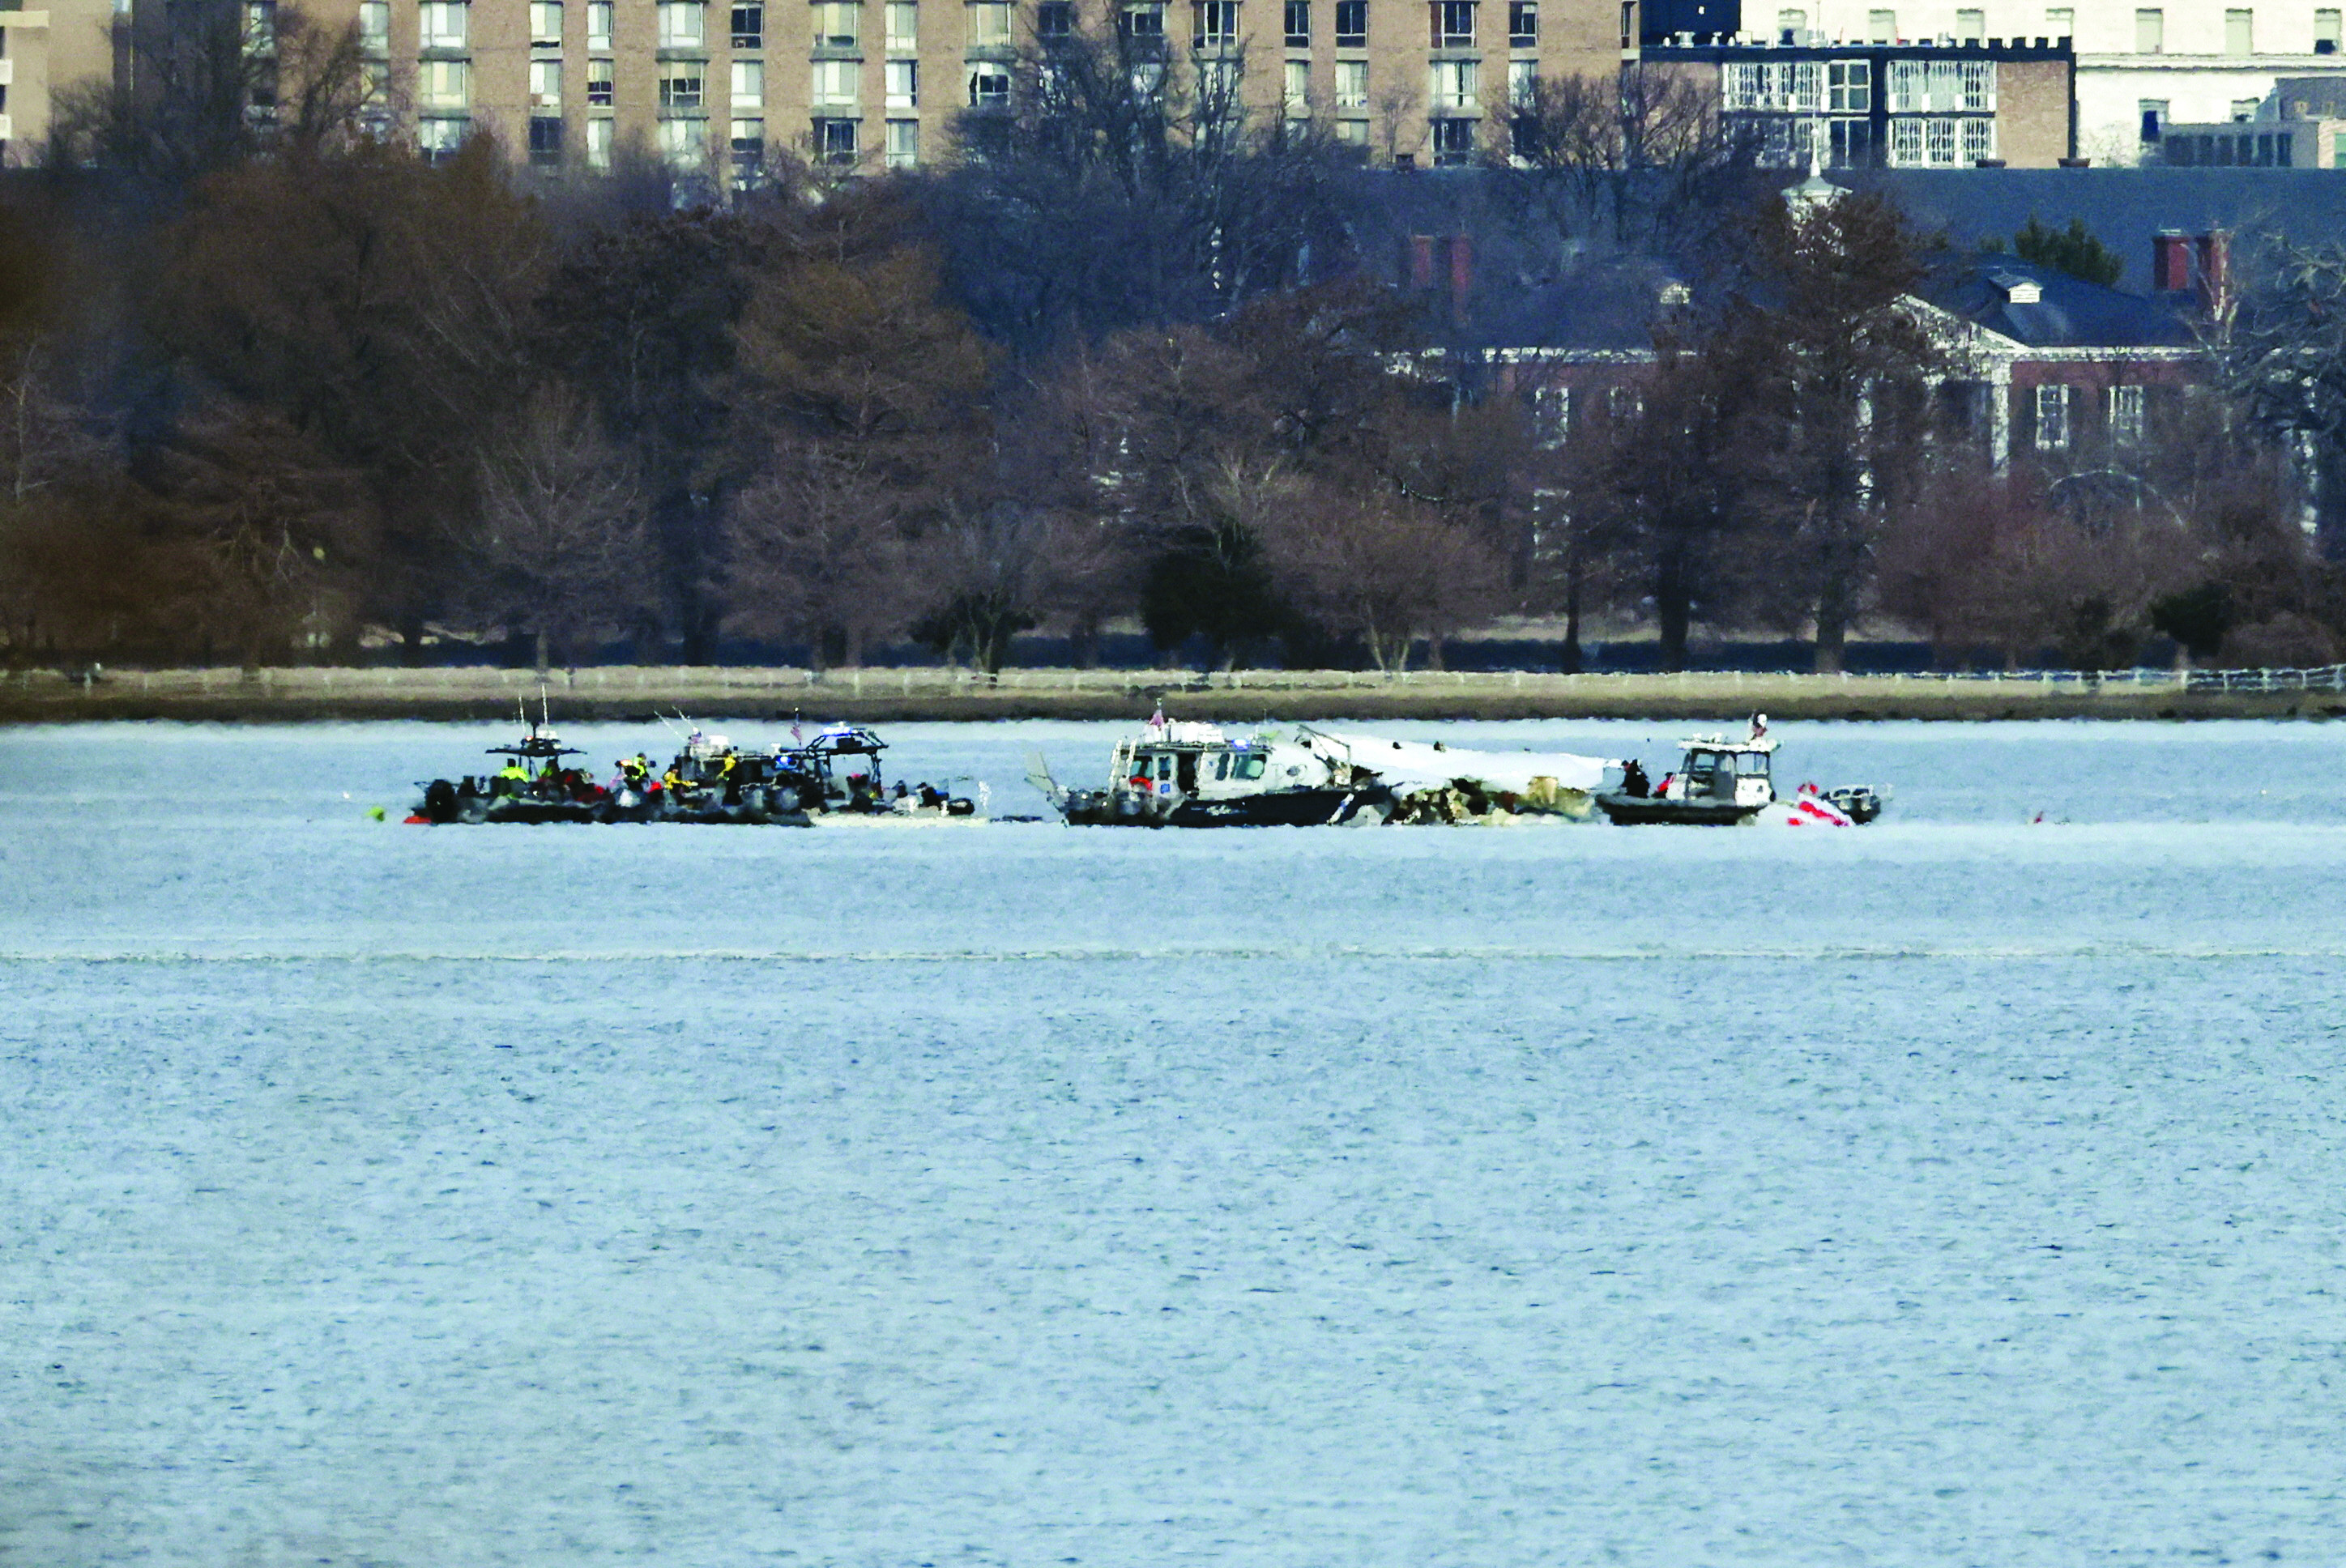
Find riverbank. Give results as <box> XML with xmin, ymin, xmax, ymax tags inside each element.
<box><xmin>5</xmin><ymin>663</ymin><xmax>2343</xmax><ymax>722</ymax></box>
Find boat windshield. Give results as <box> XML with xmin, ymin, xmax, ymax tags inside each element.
<box><xmin>1231</xmin><ymin>753</ymin><xmax>1267</xmax><ymax>781</ymax></box>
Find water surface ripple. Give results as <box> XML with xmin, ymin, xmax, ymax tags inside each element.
<box><xmin>3</xmin><ymin>719</ymin><xmax>2343</xmax><ymax>1567</ymax></box>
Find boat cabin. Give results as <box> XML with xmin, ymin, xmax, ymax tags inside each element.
<box><xmin>1109</xmin><ymin>722</ymin><xmax>1338</xmax><ymax>804</ymax></box>
<box><xmin>1661</xmin><ymin>734</ymin><xmax>1777</xmax><ymax>809</ymax></box>
<box><xmin>783</xmin><ymin>725</ymin><xmax>890</xmax><ymax>809</ymax></box>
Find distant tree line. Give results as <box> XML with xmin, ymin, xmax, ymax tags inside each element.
<box><xmin>2</xmin><ymin>0</ymin><xmax>2343</xmax><ymax>674</ymax></box>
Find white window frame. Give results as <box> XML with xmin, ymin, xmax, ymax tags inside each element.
<box><xmin>2108</xmin><ymin>385</ymin><xmax>2146</xmax><ymax>445</ymax></box>
<box><xmin>733</xmin><ymin>58</ymin><xmax>765</xmax><ymax>107</ymax></box>
<box><xmin>660</xmin><ymin>64</ymin><xmax>707</xmax><ymax>109</ymax></box>
<box><xmin>885</xmin><ymin>58</ymin><xmax>917</xmax><ymax>106</ymax></box>
<box><xmin>420</xmin><ymin>1</ymin><xmax>469</xmax><ymax>49</ymax></box>
<box><xmin>657</xmin><ymin>1</ymin><xmax>706</xmax><ymax>48</ymax></box>
<box><xmin>2035</xmin><ymin>384</ymin><xmax>2071</xmax><ymax>450</ymax></box>
<box><xmin>531</xmin><ymin>0</ymin><xmax>563</xmax><ymax>45</ymax></box>
<box><xmin>813</xmin><ymin>58</ymin><xmax>859</xmax><ymax>106</ymax></box>
<box><xmin>419</xmin><ymin>58</ymin><xmax>470</xmax><ymax>109</ymax></box>
<box><xmin>886</xmin><ymin>1</ymin><xmax>918</xmax><ymax>45</ymax></box>
<box><xmin>815</xmin><ymin>1</ymin><xmax>861</xmax><ymax>45</ymax></box>
<box><xmin>588</xmin><ymin>0</ymin><xmax>614</xmax><ymax>48</ymax></box>
<box><xmin>886</xmin><ymin>116</ymin><xmax>919</xmax><ymax>167</ymax></box>
<box><xmin>531</xmin><ymin>58</ymin><xmax>562</xmax><ymax>107</ymax></box>
<box><xmin>968</xmin><ymin>0</ymin><xmax>1013</xmax><ymax>41</ymax></box>
<box><xmin>1335</xmin><ymin>58</ymin><xmax>1368</xmax><ymax>107</ymax></box>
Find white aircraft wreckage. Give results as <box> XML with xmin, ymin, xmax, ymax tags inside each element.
<box><xmin>1026</xmin><ymin>712</ymin><xmax>1622</xmax><ymax>828</ymax></box>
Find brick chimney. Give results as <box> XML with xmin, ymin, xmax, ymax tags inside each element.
<box><xmin>2196</xmin><ymin>229</ymin><xmax>2231</xmax><ymax>313</ymax></box>
<box><xmin>2152</xmin><ymin>230</ymin><xmax>2194</xmax><ymax>292</ymax></box>
<box><xmin>1406</xmin><ymin>234</ymin><xmax>1437</xmax><ymax>290</ymax></box>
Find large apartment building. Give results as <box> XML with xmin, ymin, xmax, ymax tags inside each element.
<box><xmin>1</xmin><ymin>0</ymin><xmax>121</xmax><ymax>165</ymax></box>
<box><xmin>1647</xmin><ymin>0</ymin><xmax>2346</xmax><ymax>162</ymax></box>
<box><xmin>259</xmin><ymin>0</ymin><xmax>1632</xmax><ymax>174</ymax></box>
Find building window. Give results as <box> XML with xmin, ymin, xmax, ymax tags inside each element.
<box><xmin>1776</xmin><ymin>6</ymin><xmax>1806</xmax><ymax>37</ymax></box>
<box><xmin>1726</xmin><ymin>59</ymin><xmax>1822</xmax><ymax>111</ymax></box>
<box><xmin>419</xmin><ymin>116</ymin><xmax>467</xmax><ymax>162</ymax></box>
<box><xmin>732</xmin><ymin>2</ymin><xmax>764</xmax><ymax>45</ymax></box>
<box><xmin>1508</xmin><ymin>56</ymin><xmax>1534</xmax><ymax>103</ymax></box>
<box><xmin>970</xmin><ymin>0</ymin><xmax>1013</xmax><ymax>42</ymax></box>
<box><xmin>1195</xmin><ymin>0</ymin><xmax>1239</xmax><ymax>45</ymax></box>
<box><xmin>813</xmin><ymin>116</ymin><xmax>859</xmax><ymax>160</ymax></box>
<box><xmin>886</xmin><ymin>57</ymin><xmax>916</xmax><ymax>104</ymax></box>
<box><xmin>531</xmin><ymin>1</ymin><xmax>563</xmax><ymax>45</ymax></box>
<box><xmin>1429</xmin><ymin>58</ymin><xmax>1477</xmax><ymax>109</ymax></box>
<box><xmin>968</xmin><ymin>62</ymin><xmax>1011</xmax><ymax>102</ymax></box>
<box><xmin>2233</xmin><ymin>96</ymin><xmax>2259</xmax><ymax>118</ymax></box>
<box><xmin>733</xmin><ymin>58</ymin><xmax>765</xmax><ymax>104</ymax></box>
<box><xmin>2139</xmin><ymin>97</ymin><xmax>2167</xmax><ymax>138</ymax></box>
<box><xmin>1336</xmin><ymin>117</ymin><xmax>1369</xmax><ymax>146</ymax></box>
<box><xmin>2321</xmin><ymin>6</ymin><xmax>2342</xmax><ymax>50</ymax></box>
<box><xmin>588</xmin><ymin>0</ymin><xmax>613</xmax><ymax>47</ymax></box>
<box><xmin>529</xmin><ymin>114</ymin><xmax>563</xmax><ymax>164</ymax></box>
<box><xmin>1867</xmin><ymin>6</ymin><xmax>1894</xmax><ymax>38</ymax></box>
<box><xmin>1828</xmin><ymin>58</ymin><xmax>1869</xmax><ymax>110</ymax></box>
<box><xmin>420</xmin><ymin>1</ymin><xmax>468</xmax><ymax>49</ymax></box>
<box><xmin>531</xmin><ymin>58</ymin><xmax>562</xmax><ymax>107</ymax></box>
<box><xmin>812</xmin><ymin>58</ymin><xmax>859</xmax><ymax>104</ymax></box>
<box><xmin>1283</xmin><ymin>58</ymin><xmax>1310</xmax><ymax>110</ymax></box>
<box><xmin>660</xmin><ymin>65</ymin><xmax>706</xmax><ymax>108</ymax></box>
<box><xmin>1122</xmin><ymin>1</ymin><xmax>1167</xmax><ymax>34</ymax></box>
<box><xmin>2225</xmin><ymin>6</ymin><xmax>2253</xmax><ymax>50</ymax></box>
<box><xmin>1039</xmin><ymin>1</ymin><xmax>1074</xmax><ymax>32</ymax></box>
<box><xmin>1431</xmin><ymin>116</ymin><xmax>1475</xmax><ymax>164</ymax></box>
<box><xmin>243</xmin><ymin>0</ymin><xmax>277</xmax><ymax>55</ymax></box>
<box><xmin>358</xmin><ymin>0</ymin><xmax>390</xmax><ymax>53</ymax></box>
<box><xmin>1286</xmin><ymin>0</ymin><xmax>1310</xmax><ymax>43</ymax></box>
<box><xmin>419</xmin><ymin>58</ymin><xmax>469</xmax><ymax>108</ymax></box>
<box><xmin>1508</xmin><ymin>0</ymin><xmax>1537</xmax><ymax>41</ymax></box>
<box><xmin>1887</xmin><ymin>58</ymin><xmax>1987</xmax><ymax>110</ymax></box>
<box><xmin>1960</xmin><ymin>58</ymin><xmax>1993</xmax><ymax>108</ymax></box>
<box><xmin>886</xmin><ymin>1</ymin><xmax>917</xmax><ymax>45</ymax></box>
<box><xmin>586</xmin><ymin>116</ymin><xmax>614</xmax><ymax>167</ymax></box>
<box><xmin>588</xmin><ymin>58</ymin><xmax>615</xmax><ymax>103</ymax></box>
<box><xmin>1131</xmin><ymin>58</ymin><xmax>1167</xmax><ymax>95</ymax></box>
<box><xmin>2035</xmin><ymin>384</ymin><xmax>2071</xmax><ymax>450</ymax></box>
<box><xmin>1433</xmin><ymin>0</ymin><xmax>1476</xmax><ymax>45</ymax></box>
<box><xmin>815</xmin><ymin>2</ymin><xmax>860</xmax><ymax>45</ymax></box>
<box><xmin>2108</xmin><ymin>385</ymin><xmax>2146</xmax><ymax>445</ymax></box>
<box><xmin>1532</xmin><ymin>383</ymin><xmax>1569</xmax><ymax>446</ymax></box>
<box><xmin>1961</xmin><ymin>116</ymin><xmax>1994</xmax><ymax>160</ymax></box>
<box><xmin>731</xmin><ymin>117</ymin><xmax>765</xmax><ymax>176</ymax></box>
<box><xmin>886</xmin><ymin>116</ymin><xmax>919</xmax><ymax>165</ymax></box>
<box><xmin>2135</xmin><ymin>7</ymin><xmax>2162</xmax><ymax>50</ymax></box>
<box><xmin>1828</xmin><ymin>116</ymin><xmax>1872</xmax><ymax>164</ymax></box>
<box><xmin>661</xmin><ymin>116</ymin><xmax>709</xmax><ymax>164</ymax></box>
<box><xmin>1955</xmin><ymin>6</ymin><xmax>1982</xmax><ymax>36</ymax></box>
<box><xmin>658</xmin><ymin>1</ymin><xmax>705</xmax><ymax>47</ymax></box>
<box><xmin>1335</xmin><ymin>0</ymin><xmax>1366</xmax><ymax>42</ymax></box>
<box><xmin>1335</xmin><ymin>57</ymin><xmax>1368</xmax><ymax>104</ymax></box>
<box><xmin>2045</xmin><ymin>5</ymin><xmax>2071</xmax><ymax>32</ymax></box>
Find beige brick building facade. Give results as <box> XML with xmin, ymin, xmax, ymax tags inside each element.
<box><xmin>1</xmin><ymin>0</ymin><xmax>122</xmax><ymax>165</ymax></box>
<box><xmin>272</xmin><ymin>0</ymin><xmax>1633</xmax><ymax>173</ymax></box>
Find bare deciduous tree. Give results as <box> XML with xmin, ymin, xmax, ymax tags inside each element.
<box><xmin>719</xmin><ymin>442</ymin><xmax>914</xmax><ymax>669</ymax></box>
<box><xmin>465</xmin><ymin>384</ymin><xmax>656</xmax><ymax>673</ymax></box>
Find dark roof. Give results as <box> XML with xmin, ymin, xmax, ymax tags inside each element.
<box><xmin>1843</xmin><ymin>168</ymin><xmax>2346</xmax><ymax>292</ymax></box>
<box><xmin>1919</xmin><ymin>254</ymin><xmax>2201</xmax><ymax>347</ymax></box>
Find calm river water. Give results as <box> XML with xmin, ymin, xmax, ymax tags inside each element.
<box><xmin>3</xmin><ymin>718</ymin><xmax>2344</xmax><ymax>1567</ymax></box>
